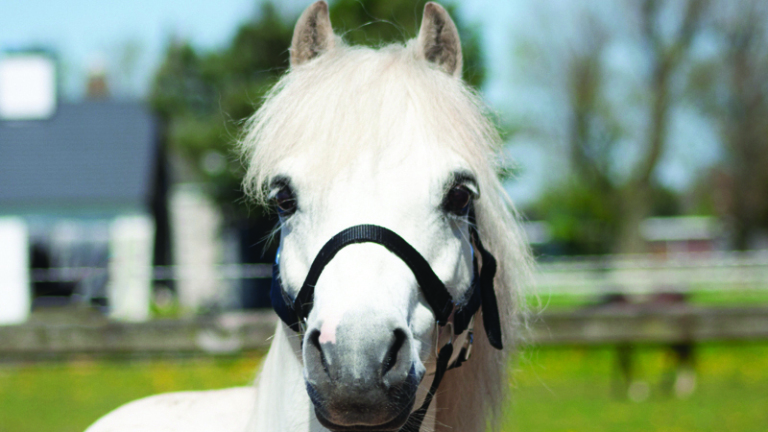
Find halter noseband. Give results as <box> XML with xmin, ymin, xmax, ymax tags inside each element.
<box><xmin>270</xmin><ymin>211</ymin><xmax>502</xmax><ymax>431</ymax></box>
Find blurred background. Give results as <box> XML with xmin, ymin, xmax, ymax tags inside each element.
<box><xmin>1</xmin><ymin>0</ymin><xmax>767</xmax><ymax>431</ymax></box>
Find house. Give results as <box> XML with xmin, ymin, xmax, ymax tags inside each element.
<box><xmin>0</xmin><ymin>51</ymin><xmax>169</xmax><ymax>324</ymax></box>
<box><xmin>639</xmin><ymin>216</ymin><xmax>723</xmax><ymax>255</ymax></box>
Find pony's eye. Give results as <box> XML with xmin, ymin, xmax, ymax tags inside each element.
<box><xmin>444</xmin><ymin>185</ymin><xmax>472</xmax><ymax>215</ymax></box>
<box><xmin>274</xmin><ymin>186</ymin><xmax>297</xmax><ymax>215</ymax></box>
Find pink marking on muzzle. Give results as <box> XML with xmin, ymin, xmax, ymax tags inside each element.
<box><xmin>319</xmin><ymin>315</ymin><xmax>341</xmax><ymax>344</ymax></box>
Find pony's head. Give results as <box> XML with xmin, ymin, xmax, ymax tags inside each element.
<box><xmin>241</xmin><ymin>2</ymin><xmax>530</xmax><ymax>430</ymax></box>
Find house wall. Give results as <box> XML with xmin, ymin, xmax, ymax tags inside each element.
<box><xmin>1</xmin><ymin>210</ymin><xmax>156</xmax><ymax>323</ymax></box>
<box><xmin>107</xmin><ymin>215</ymin><xmax>154</xmax><ymax>321</ymax></box>
<box><xmin>0</xmin><ymin>217</ymin><xmax>30</xmax><ymax>325</ymax></box>
<box><xmin>170</xmin><ymin>184</ymin><xmax>226</xmax><ymax>313</ymax></box>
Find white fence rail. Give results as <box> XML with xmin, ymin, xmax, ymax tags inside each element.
<box><xmin>30</xmin><ymin>264</ymin><xmax>273</xmax><ymax>283</ymax></box>
<box><xmin>536</xmin><ymin>251</ymin><xmax>768</xmax><ymax>296</ymax></box>
<box><xmin>29</xmin><ymin>251</ymin><xmax>768</xmax><ymax>297</ymax></box>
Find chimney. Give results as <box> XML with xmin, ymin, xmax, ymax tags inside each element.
<box><xmin>0</xmin><ymin>51</ymin><xmax>57</xmax><ymax>120</ymax></box>
<box><xmin>86</xmin><ymin>57</ymin><xmax>109</xmax><ymax>99</ymax></box>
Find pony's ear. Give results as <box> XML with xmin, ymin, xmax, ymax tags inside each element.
<box><xmin>416</xmin><ymin>2</ymin><xmax>462</xmax><ymax>77</ymax></box>
<box><xmin>291</xmin><ymin>1</ymin><xmax>335</xmax><ymax>67</ymax></box>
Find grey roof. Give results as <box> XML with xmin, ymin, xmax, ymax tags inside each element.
<box><xmin>0</xmin><ymin>101</ymin><xmax>158</xmax><ymax>209</ymax></box>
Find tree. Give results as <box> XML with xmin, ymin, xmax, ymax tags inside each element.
<box><xmin>720</xmin><ymin>3</ymin><xmax>768</xmax><ymax>249</ymax></box>
<box><xmin>687</xmin><ymin>1</ymin><xmax>768</xmax><ymax>249</ymax></box>
<box><xmin>328</xmin><ymin>0</ymin><xmax>484</xmax><ymax>88</ymax></box>
<box><xmin>151</xmin><ymin>3</ymin><xmax>294</xmax><ymax>220</ymax></box>
<box><xmin>615</xmin><ymin>0</ymin><xmax>709</xmax><ymax>253</ymax></box>
<box><xmin>150</xmin><ymin>0</ymin><xmax>486</xmax><ymax>222</ymax></box>
<box><xmin>519</xmin><ymin>0</ymin><xmax>709</xmax><ymax>254</ymax></box>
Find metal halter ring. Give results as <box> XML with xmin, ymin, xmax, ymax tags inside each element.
<box><xmin>297</xmin><ymin>317</ymin><xmax>308</xmax><ymax>335</ymax></box>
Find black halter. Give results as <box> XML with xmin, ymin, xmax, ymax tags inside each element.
<box><xmin>270</xmin><ymin>211</ymin><xmax>502</xmax><ymax>431</ymax></box>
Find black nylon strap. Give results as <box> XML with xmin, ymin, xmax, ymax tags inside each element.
<box><xmin>270</xmin><ymin>261</ymin><xmax>302</xmax><ymax>333</ymax></box>
<box><xmin>476</xmin><ymin>236</ymin><xmax>502</xmax><ymax>349</ymax></box>
<box><xmin>452</xmin><ymin>254</ymin><xmax>482</xmax><ymax>335</ymax></box>
<box><xmin>468</xmin><ymin>209</ymin><xmax>503</xmax><ymax>350</ymax></box>
<box><xmin>400</xmin><ymin>342</ymin><xmax>454</xmax><ymax>432</ymax></box>
<box><xmin>293</xmin><ymin>224</ymin><xmax>455</xmax><ymax>325</ymax></box>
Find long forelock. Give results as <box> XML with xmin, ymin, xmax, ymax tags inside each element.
<box><xmin>239</xmin><ymin>40</ymin><xmax>502</xmax><ymax>205</ymax></box>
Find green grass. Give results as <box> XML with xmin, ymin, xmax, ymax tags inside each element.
<box><xmin>527</xmin><ymin>289</ymin><xmax>768</xmax><ymax>310</ymax></box>
<box><xmin>0</xmin><ymin>355</ymin><xmax>263</xmax><ymax>432</ymax></box>
<box><xmin>505</xmin><ymin>344</ymin><xmax>768</xmax><ymax>432</ymax></box>
<box><xmin>1</xmin><ymin>345</ymin><xmax>767</xmax><ymax>432</ymax></box>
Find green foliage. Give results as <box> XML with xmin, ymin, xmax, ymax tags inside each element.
<box><xmin>527</xmin><ymin>179</ymin><xmax>621</xmax><ymax>255</ymax></box>
<box><xmin>328</xmin><ymin>0</ymin><xmax>485</xmax><ymax>88</ymax></box>
<box><xmin>149</xmin><ymin>3</ymin><xmax>289</xmax><ymax>221</ymax></box>
<box><xmin>150</xmin><ymin>1</ymin><xmax>486</xmax><ymax>220</ymax></box>
<box><xmin>150</xmin><ymin>3</ymin><xmax>293</xmax><ymax>219</ymax></box>
<box><xmin>528</xmin><ymin>179</ymin><xmax>681</xmax><ymax>255</ymax></box>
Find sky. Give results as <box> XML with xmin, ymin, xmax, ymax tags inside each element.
<box><xmin>1</xmin><ymin>0</ymin><xmax>261</xmax><ymax>97</ymax></box>
<box><xmin>0</xmin><ymin>0</ymin><xmax>518</xmax><ymax>100</ymax></box>
<box><xmin>1</xmin><ymin>0</ymin><xmax>720</xmax><ymax>208</ymax></box>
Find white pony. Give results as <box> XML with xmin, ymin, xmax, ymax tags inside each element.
<box><xmin>87</xmin><ymin>2</ymin><xmax>530</xmax><ymax>432</ymax></box>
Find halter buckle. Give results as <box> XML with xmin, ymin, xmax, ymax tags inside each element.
<box><xmin>434</xmin><ymin>321</ymin><xmax>455</xmax><ymax>358</ymax></box>
<box><xmin>458</xmin><ymin>316</ymin><xmax>475</xmax><ymax>363</ymax></box>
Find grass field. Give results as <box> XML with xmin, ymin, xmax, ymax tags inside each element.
<box><xmin>0</xmin><ymin>354</ymin><xmax>264</xmax><ymax>432</ymax></box>
<box><xmin>506</xmin><ymin>344</ymin><xmax>768</xmax><ymax>432</ymax></box>
<box><xmin>527</xmin><ymin>289</ymin><xmax>768</xmax><ymax>310</ymax></box>
<box><xmin>1</xmin><ymin>344</ymin><xmax>767</xmax><ymax>432</ymax></box>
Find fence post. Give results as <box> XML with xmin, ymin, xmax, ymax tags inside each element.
<box><xmin>170</xmin><ymin>185</ymin><xmax>223</xmax><ymax>312</ymax></box>
<box><xmin>107</xmin><ymin>215</ymin><xmax>154</xmax><ymax>322</ymax></box>
<box><xmin>0</xmin><ymin>217</ymin><xmax>30</xmax><ymax>325</ymax></box>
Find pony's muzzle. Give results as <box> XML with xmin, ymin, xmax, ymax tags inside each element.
<box><xmin>303</xmin><ymin>314</ymin><xmax>422</xmax><ymax>430</ymax></box>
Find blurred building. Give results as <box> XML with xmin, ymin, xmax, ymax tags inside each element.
<box><xmin>525</xmin><ymin>215</ymin><xmax>725</xmax><ymax>258</ymax></box>
<box><xmin>640</xmin><ymin>216</ymin><xmax>723</xmax><ymax>255</ymax></box>
<box><xmin>0</xmin><ymin>50</ymin><xmax>169</xmax><ymax>323</ymax></box>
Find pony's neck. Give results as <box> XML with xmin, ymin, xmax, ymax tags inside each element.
<box><xmin>433</xmin><ymin>318</ymin><xmax>504</xmax><ymax>432</ymax></box>
<box><xmin>248</xmin><ymin>323</ymin><xmax>438</xmax><ymax>432</ymax></box>
<box><xmin>248</xmin><ymin>323</ymin><xmax>316</xmax><ymax>431</ymax></box>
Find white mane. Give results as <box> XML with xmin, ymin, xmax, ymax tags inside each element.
<box><xmin>239</xmin><ymin>39</ymin><xmax>532</xmax><ymax>432</ymax></box>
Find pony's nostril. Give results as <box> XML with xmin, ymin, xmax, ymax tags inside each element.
<box><xmin>309</xmin><ymin>329</ymin><xmax>331</xmax><ymax>378</ymax></box>
<box><xmin>382</xmin><ymin>328</ymin><xmax>407</xmax><ymax>377</ymax></box>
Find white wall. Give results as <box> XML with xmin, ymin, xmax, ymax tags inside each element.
<box><xmin>0</xmin><ymin>217</ymin><xmax>30</xmax><ymax>325</ymax></box>
<box><xmin>170</xmin><ymin>184</ymin><xmax>224</xmax><ymax>312</ymax></box>
<box><xmin>107</xmin><ymin>215</ymin><xmax>154</xmax><ymax>321</ymax></box>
